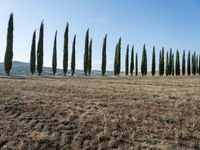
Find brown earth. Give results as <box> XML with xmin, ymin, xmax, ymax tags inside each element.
<box><xmin>0</xmin><ymin>76</ymin><xmax>200</xmax><ymax>150</ymax></box>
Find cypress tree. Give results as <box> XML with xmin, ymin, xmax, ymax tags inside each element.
<box><xmin>114</xmin><ymin>42</ymin><xmax>118</xmax><ymax>76</ymax></box>
<box><xmin>30</xmin><ymin>30</ymin><xmax>36</xmax><ymax>75</ymax></box>
<box><xmin>175</xmin><ymin>50</ymin><xmax>180</xmax><ymax>76</ymax></box>
<box><xmin>71</xmin><ymin>35</ymin><xmax>76</xmax><ymax>76</ymax></box>
<box><xmin>187</xmin><ymin>50</ymin><xmax>191</xmax><ymax>76</ymax></box>
<box><xmin>182</xmin><ymin>50</ymin><xmax>185</xmax><ymax>76</ymax></box>
<box><xmin>101</xmin><ymin>34</ymin><xmax>107</xmax><ymax>76</ymax></box>
<box><xmin>52</xmin><ymin>31</ymin><xmax>57</xmax><ymax>76</ymax></box>
<box><xmin>196</xmin><ymin>55</ymin><xmax>198</xmax><ymax>74</ymax></box>
<box><xmin>192</xmin><ymin>52</ymin><xmax>196</xmax><ymax>76</ymax></box>
<box><xmin>125</xmin><ymin>44</ymin><xmax>129</xmax><ymax>76</ymax></box>
<box><xmin>172</xmin><ymin>54</ymin><xmax>174</xmax><ymax>76</ymax></box>
<box><xmin>88</xmin><ymin>38</ymin><xmax>92</xmax><ymax>75</ymax></box>
<box><xmin>84</xmin><ymin>29</ymin><xmax>89</xmax><ymax>76</ymax></box>
<box><xmin>192</xmin><ymin>54</ymin><xmax>194</xmax><ymax>75</ymax></box>
<box><xmin>130</xmin><ymin>45</ymin><xmax>134</xmax><ymax>76</ymax></box>
<box><xmin>159</xmin><ymin>50</ymin><xmax>162</xmax><ymax>76</ymax></box>
<box><xmin>169</xmin><ymin>48</ymin><xmax>172</xmax><ymax>75</ymax></box>
<box><xmin>166</xmin><ymin>51</ymin><xmax>169</xmax><ymax>76</ymax></box>
<box><xmin>37</xmin><ymin>21</ymin><xmax>44</xmax><ymax>76</ymax></box>
<box><xmin>4</xmin><ymin>13</ymin><xmax>14</xmax><ymax>76</ymax></box>
<box><xmin>194</xmin><ymin>53</ymin><xmax>196</xmax><ymax>75</ymax></box>
<box><xmin>141</xmin><ymin>44</ymin><xmax>147</xmax><ymax>76</ymax></box>
<box><xmin>117</xmin><ymin>38</ymin><xmax>121</xmax><ymax>76</ymax></box>
<box><xmin>161</xmin><ymin>47</ymin><xmax>165</xmax><ymax>76</ymax></box>
<box><xmin>199</xmin><ymin>54</ymin><xmax>200</xmax><ymax>75</ymax></box>
<box><xmin>135</xmin><ymin>53</ymin><xmax>138</xmax><ymax>76</ymax></box>
<box><xmin>152</xmin><ymin>46</ymin><xmax>156</xmax><ymax>76</ymax></box>
<box><xmin>63</xmin><ymin>23</ymin><xmax>69</xmax><ymax>76</ymax></box>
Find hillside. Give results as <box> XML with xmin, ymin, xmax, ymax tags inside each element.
<box><xmin>0</xmin><ymin>61</ymin><xmax>110</xmax><ymax>76</ymax></box>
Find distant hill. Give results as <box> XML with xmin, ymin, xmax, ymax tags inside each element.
<box><xmin>0</xmin><ymin>61</ymin><xmax>113</xmax><ymax>76</ymax></box>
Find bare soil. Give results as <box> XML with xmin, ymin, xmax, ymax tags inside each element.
<box><xmin>0</xmin><ymin>76</ymin><xmax>200</xmax><ymax>150</ymax></box>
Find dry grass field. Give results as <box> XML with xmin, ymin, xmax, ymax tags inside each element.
<box><xmin>0</xmin><ymin>76</ymin><xmax>200</xmax><ymax>150</ymax></box>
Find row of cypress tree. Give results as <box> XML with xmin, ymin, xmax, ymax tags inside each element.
<box><xmin>3</xmin><ymin>14</ymin><xmax>200</xmax><ymax>77</ymax></box>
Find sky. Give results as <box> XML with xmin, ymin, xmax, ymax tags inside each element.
<box><xmin>0</xmin><ymin>0</ymin><xmax>200</xmax><ymax>71</ymax></box>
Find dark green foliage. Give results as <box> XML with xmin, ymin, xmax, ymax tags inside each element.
<box><xmin>182</xmin><ymin>50</ymin><xmax>185</xmax><ymax>76</ymax></box>
<box><xmin>84</xmin><ymin>29</ymin><xmax>89</xmax><ymax>76</ymax></box>
<box><xmin>63</xmin><ymin>23</ymin><xmax>69</xmax><ymax>76</ymax></box>
<box><xmin>172</xmin><ymin>54</ymin><xmax>174</xmax><ymax>76</ymax></box>
<box><xmin>71</xmin><ymin>35</ymin><xmax>76</xmax><ymax>76</ymax></box>
<box><xmin>151</xmin><ymin>46</ymin><xmax>156</xmax><ymax>76</ymax></box>
<box><xmin>52</xmin><ymin>31</ymin><xmax>57</xmax><ymax>75</ymax></box>
<box><xmin>161</xmin><ymin>47</ymin><xmax>165</xmax><ymax>76</ymax></box>
<box><xmin>4</xmin><ymin>13</ymin><xmax>14</xmax><ymax>76</ymax></box>
<box><xmin>159</xmin><ymin>50</ymin><xmax>161</xmax><ymax>76</ymax></box>
<box><xmin>169</xmin><ymin>48</ymin><xmax>172</xmax><ymax>75</ymax></box>
<box><xmin>130</xmin><ymin>45</ymin><xmax>134</xmax><ymax>76</ymax></box>
<box><xmin>141</xmin><ymin>44</ymin><xmax>147</xmax><ymax>76</ymax></box>
<box><xmin>117</xmin><ymin>38</ymin><xmax>121</xmax><ymax>76</ymax></box>
<box><xmin>159</xmin><ymin>48</ymin><xmax>165</xmax><ymax>76</ymax></box>
<box><xmin>135</xmin><ymin>53</ymin><xmax>138</xmax><ymax>76</ymax></box>
<box><xmin>199</xmin><ymin>54</ymin><xmax>200</xmax><ymax>75</ymax></box>
<box><xmin>37</xmin><ymin>21</ymin><xmax>44</xmax><ymax>76</ymax></box>
<box><xmin>175</xmin><ymin>50</ymin><xmax>180</xmax><ymax>76</ymax></box>
<box><xmin>187</xmin><ymin>51</ymin><xmax>191</xmax><ymax>76</ymax></box>
<box><xmin>101</xmin><ymin>34</ymin><xmax>107</xmax><ymax>76</ymax></box>
<box><xmin>196</xmin><ymin>55</ymin><xmax>198</xmax><ymax>74</ymax></box>
<box><xmin>114</xmin><ymin>38</ymin><xmax>121</xmax><ymax>76</ymax></box>
<box><xmin>125</xmin><ymin>44</ymin><xmax>129</xmax><ymax>76</ymax></box>
<box><xmin>114</xmin><ymin>43</ymin><xmax>118</xmax><ymax>76</ymax></box>
<box><xmin>30</xmin><ymin>30</ymin><xmax>36</xmax><ymax>75</ymax></box>
<box><xmin>192</xmin><ymin>52</ymin><xmax>196</xmax><ymax>76</ymax></box>
<box><xmin>88</xmin><ymin>38</ymin><xmax>92</xmax><ymax>75</ymax></box>
<box><xmin>166</xmin><ymin>51</ymin><xmax>169</xmax><ymax>76</ymax></box>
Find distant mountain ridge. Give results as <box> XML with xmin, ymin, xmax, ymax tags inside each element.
<box><xmin>0</xmin><ymin>61</ymin><xmax>112</xmax><ymax>76</ymax></box>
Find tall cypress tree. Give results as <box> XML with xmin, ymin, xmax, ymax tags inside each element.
<box><xmin>30</xmin><ymin>30</ymin><xmax>36</xmax><ymax>75</ymax></box>
<box><xmin>52</xmin><ymin>31</ymin><xmax>57</xmax><ymax>76</ymax></box>
<box><xmin>141</xmin><ymin>44</ymin><xmax>147</xmax><ymax>76</ymax></box>
<box><xmin>71</xmin><ymin>35</ymin><xmax>76</xmax><ymax>76</ymax></box>
<box><xmin>84</xmin><ymin>29</ymin><xmax>89</xmax><ymax>76</ymax></box>
<box><xmin>114</xmin><ymin>42</ymin><xmax>118</xmax><ymax>76</ymax></box>
<box><xmin>117</xmin><ymin>38</ymin><xmax>121</xmax><ymax>76</ymax></box>
<box><xmin>166</xmin><ymin>51</ymin><xmax>169</xmax><ymax>76</ymax></box>
<box><xmin>101</xmin><ymin>34</ymin><xmax>107</xmax><ymax>76</ymax></box>
<box><xmin>152</xmin><ymin>46</ymin><xmax>156</xmax><ymax>76</ymax></box>
<box><xmin>88</xmin><ymin>38</ymin><xmax>92</xmax><ymax>75</ymax></box>
<box><xmin>135</xmin><ymin>53</ymin><xmax>138</xmax><ymax>76</ymax></box>
<box><xmin>161</xmin><ymin>47</ymin><xmax>165</xmax><ymax>76</ymax></box>
<box><xmin>175</xmin><ymin>50</ymin><xmax>180</xmax><ymax>76</ymax></box>
<box><xmin>159</xmin><ymin>50</ymin><xmax>162</xmax><ymax>76</ymax></box>
<box><xmin>192</xmin><ymin>54</ymin><xmax>194</xmax><ymax>75</ymax></box>
<box><xmin>4</xmin><ymin>13</ymin><xmax>14</xmax><ymax>76</ymax></box>
<box><xmin>63</xmin><ymin>23</ymin><xmax>69</xmax><ymax>76</ymax></box>
<box><xmin>130</xmin><ymin>45</ymin><xmax>134</xmax><ymax>76</ymax></box>
<box><xmin>199</xmin><ymin>54</ymin><xmax>200</xmax><ymax>75</ymax></box>
<box><xmin>196</xmin><ymin>55</ymin><xmax>198</xmax><ymax>74</ymax></box>
<box><xmin>37</xmin><ymin>21</ymin><xmax>44</xmax><ymax>76</ymax></box>
<box><xmin>125</xmin><ymin>44</ymin><xmax>129</xmax><ymax>76</ymax></box>
<box><xmin>172</xmin><ymin>54</ymin><xmax>174</xmax><ymax>76</ymax></box>
<box><xmin>192</xmin><ymin>52</ymin><xmax>196</xmax><ymax>76</ymax></box>
<box><xmin>169</xmin><ymin>48</ymin><xmax>172</xmax><ymax>75</ymax></box>
<box><xmin>187</xmin><ymin>50</ymin><xmax>191</xmax><ymax>76</ymax></box>
<box><xmin>182</xmin><ymin>50</ymin><xmax>185</xmax><ymax>76</ymax></box>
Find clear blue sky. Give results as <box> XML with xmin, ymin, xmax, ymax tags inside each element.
<box><xmin>0</xmin><ymin>0</ymin><xmax>200</xmax><ymax>71</ymax></box>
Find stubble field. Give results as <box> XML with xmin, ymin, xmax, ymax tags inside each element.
<box><xmin>0</xmin><ymin>76</ymin><xmax>200</xmax><ymax>150</ymax></box>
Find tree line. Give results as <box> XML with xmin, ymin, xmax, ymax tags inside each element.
<box><xmin>3</xmin><ymin>14</ymin><xmax>200</xmax><ymax>76</ymax></box>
